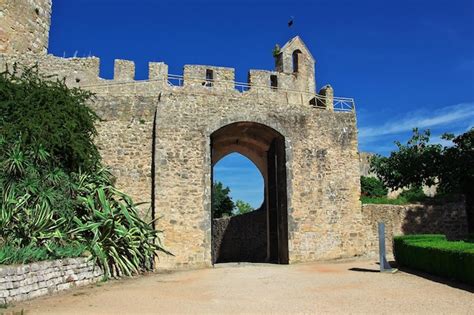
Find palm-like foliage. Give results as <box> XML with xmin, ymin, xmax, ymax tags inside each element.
<box><xmin>71</xmin><ymin>168</ymin><xmax>171</xmax><ymax>278</ymax></box>
<box><xmin>0</xmin><ymin>139</ymin><xmax>69</xmax><ymax>247</ymax></box>
<box><xmin>0</xmin><ymin>141</ymin><xmax>170</xmax><ymax>277</ymax></box>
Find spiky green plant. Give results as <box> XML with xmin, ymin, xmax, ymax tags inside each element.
<box><xmin>0</xmin><ymin>139</ymin><xmax>70</xmax><ymax>247</ymax></box>
<box><xmin>71</xmin><ymin>170</ymin><xmax>171</xmax><ymax>278</ymax></box>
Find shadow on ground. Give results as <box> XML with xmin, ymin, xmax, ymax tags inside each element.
<box><xmin>398</xmin><ymin>266</ymin><xmax>474</xmax><ymax>293</ymax></box>
<box><xmin>348</xmin><ymin>260</ymin><xmax>474</xmax><ymax>293</ymax></box>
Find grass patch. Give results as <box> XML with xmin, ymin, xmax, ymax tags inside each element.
<box><xmin>394</xmin><ymin>235</ymin><xmax>474</xmax><ymax>285</ymax></box>
<box><xmin>361</xmin><ymin>193</ymin><xmax>462</xmax><ymax>205</ymax></box>
<box><xmin>0</xmin><ymin>243</ymin><xmax>87</xmax><ymax>265</ymax></box>
<box><xmin>361</xmin><ymin>196</ymin><xmax>409</xmax><ymax>205</ymax></box>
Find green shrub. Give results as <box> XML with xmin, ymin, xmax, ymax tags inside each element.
<box><xmin>399</xmin><ymin>186</ymin><xmax>426</xmax><ymax>203</ymax></box>
<box><xmin>0</xmin><ymin>139</ymin><xmax>76</xmax><ymax>247</ymax></box>
<box><xmin>393</xmin><ymin>235</ymin><xmax>474</xmax><ymax>285</ymax></box>
<box><xmin>360</xmin><ymin>196</ymin><xmax>408</xmax><ymax>205</ymax></box>
<box><xmin>0</xmin><ymin>66</ymin><xmax>99</xmax><ymax>172</ymax></box>
<box><xmin>360</xmin><ymin>176</ymin><xmax>387</xmax><ymax>197</ymax></box>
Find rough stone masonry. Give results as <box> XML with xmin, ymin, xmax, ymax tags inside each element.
<box><xmin>0</xmin><ymin>0</ymin><xmax>427</xmax><ymax>270</ymax></box>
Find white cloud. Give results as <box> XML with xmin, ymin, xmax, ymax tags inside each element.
<box><xmin>429</xmin><ymin>135</ymin><xmax>453</xmax><ymax>147</ymax></box>
<box><xmin>359</xmin><ymin>102</ymin><xmax>474</xmax><ymax>140</ymax></box>
<box><xmin>213</xmin><ymin>166</ymin><xmax>252</xmax><ymax>172</ymax></box>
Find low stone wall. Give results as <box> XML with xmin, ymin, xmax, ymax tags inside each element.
<box><xmin>212</xmin><ymin>209</ymin><xmax>267</xmax><ymax>263</ymax></box>
<box><xmin>0</xmin><ymin>257</ymin><xmax>103</xmax><ymax>304</ymax></box>
<box><xmin>362</xmin><ymin>201</ymin><xmax>468</xmax><ymax>256</ymax></box>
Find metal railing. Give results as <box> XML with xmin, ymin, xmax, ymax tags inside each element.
<box><xmin>167</xmin><ymin>74</ymin><xmax>355</xmax><ymax>112</ymax></box>
<box><xmin>82</xmin><ymin>74</ymin><xmax>356</xmax><ymax>112</ymax></box>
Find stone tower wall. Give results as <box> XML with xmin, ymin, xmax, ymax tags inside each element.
<box><xmin>0</xmin><ymin>0</ymin><xmax>52</xmax><ymax>55</ymax></box>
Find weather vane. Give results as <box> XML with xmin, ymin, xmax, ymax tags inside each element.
<box><xmin>288</xmin><ymin>16</ymin><xmax>294</xmax><ymax>27</ymax></box>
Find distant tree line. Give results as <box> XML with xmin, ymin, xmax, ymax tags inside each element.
<box><xmin>211</xmin><ymin>181</ymin><xmax>255</xmax><ymax>218</ymax></box>
<box><xmin>369</xmin><ymin>128</ymin><xmax>474</xmax><ymax>232</ymax></box>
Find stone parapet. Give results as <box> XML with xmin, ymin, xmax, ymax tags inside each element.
<box><xmin>0</xmin><ymin>258</ymin><xmax>103</xmax><ymax>304</ymax></box>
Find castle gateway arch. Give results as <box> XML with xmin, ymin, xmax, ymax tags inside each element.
<box><xmin>211</xmin><ymin>122</ymin><xmax>289</xmax><ymax>264</ymax></box>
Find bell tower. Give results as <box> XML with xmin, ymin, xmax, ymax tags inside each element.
<box><xmin>275</xmin><ymin>36</ymin><xmax>316</xmax><ymax>93</ymax></box>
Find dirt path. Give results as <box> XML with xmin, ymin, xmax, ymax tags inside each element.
<box><xmin>5</xmin><ymin>259</ymin><xmax>474</xmax><ymax>314</ymax></box>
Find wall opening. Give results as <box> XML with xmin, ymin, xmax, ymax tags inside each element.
<box><xmin>205</xmin><ymin>69</ymin><xmax>214</xmax><ymax>87</ymax></box>
<box><xmin>211</xmin><ymin>153</ymin><xmax>266</xmax><ymax>263</ymax></box>
<box><xmin>292</xmin><ymin>49</ymin><xmax>302</xmax><ymax>73</ymax></box>
<box><xmin>211</xmin><ymin>122</ymin><xmax>289</xmax><ymax>264</ymax></box>
<box><xmin>270</xmin><ymin>75</ymin><xmax>278</xmax><ymax>90</ymax></box>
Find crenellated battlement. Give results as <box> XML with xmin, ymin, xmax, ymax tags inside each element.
<box><xmin>0</xmin><ymin>49</ymin><xmax>354</xmax><ymax>111</ymax></box>
<box><xmin>0</xmin><ymin>0</ymin><xmax>355</xmax><ymax>113</ymax></box>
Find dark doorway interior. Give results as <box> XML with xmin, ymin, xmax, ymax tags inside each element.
<box><xmin>211</xmin><ymin>122</ymin><xmax>289</xmax><ymax>264</ymax></box>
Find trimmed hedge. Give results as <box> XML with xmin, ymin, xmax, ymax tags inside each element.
<box><xmin>393</xmin><ymin>235</ymin><xmax>474</xmax><ymax>285</ymax></box>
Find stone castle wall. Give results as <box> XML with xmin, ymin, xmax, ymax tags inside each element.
<box><xmin>0</xmin><ymin>0</ymin><xmax>52</xmax><ymax>55</ymax></box>
<box><xmin>7</xmin><ymin>0</ymin><xmax>467</xmax><ymax>271</ymax></box>
<box><xmin>362</xmin><ymin>201</ymin><xmax>468</xmax><ymax>256</ymax></box>
<box><xmin>0</xmin><ymin>52</ymin><xmax>365</xmax><ymax>269</ymax></box>
<box><xmin>212</xmin><ymin>209</ymin><xmax>267</xmax><ymax>263</ymax></box>
<box><xmin>92</xmin><ymin>96</ymin><xmax>157</xmax><ymax>217</ymax></box>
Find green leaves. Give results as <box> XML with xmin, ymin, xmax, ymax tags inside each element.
<box><xmin>0</xmin><ymin>67</ymin><xmax>171</xmax><ymax>277</ymax></box>
<box><xmin>360</xmin><ymin>176</ymin><xmax>387</xmax><ymax>198</ymax></box>
<box><xmin>0</xmin><ymin>65</ymin><xmax>99</xmax><ymax>172</ymax></box>
<box><xmin>370</xmin><ymin>128</ymin><xmax>473</xmax><ymax>195</ymax></box>
<box><xmin>394</xmin><ymin>235</ymin><xmax>474</xmax><ymax>285</ymax></box>
<box><xmin>5</xmin><ymin>142</ymin><xmax>27</xmax><ymax>177</ymax></box>
<box><xmin>370</xmin><ymin>128</ymin><xmax>443</xmax><ymax>191</ymax></box>
<box><xmin>212</xmin><ymin>181</ymin><xmax>235</xmax><ymax>218</ymax></box>
<box><xmin>235</xmin><ymin>200</ymin><xmax>254</xmax><ymax>215</ymax></box>
<box><xmin>370</xmin><ymin>128</ymin><xmax>474</xmax><ymax>231</ymax></box>
<box><xmin>71</xmin><ymin>182</ymin><xmax>171</xmax><ymax>279</ymax></box>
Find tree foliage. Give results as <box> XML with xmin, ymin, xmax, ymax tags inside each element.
<box><xmin>438</xmin><ymin>129</ymin><xmax>474</xmax><ymax>194</ymax></box>
<box><xmin>371</xmin><ymin>127</ymin><xmax>474</xmax><ymax>231</ymax></box>
<box><xmin>212</xmin><ymin>181</ymin><xmax>234</xmax><ymax>218</ymax></box>
<box><xmin>235</xmin><ymin>200</ymin><xmax>254</xmax><ymax>215</ymax></box>
<box><xmin>360</xmin><ymin>176</ymin><xmax>387</xmax><ymax>197</ymax></box>
<box><xmin>371</xmin><ymin>128</ymin><xmax>473</xmax><ymax>194</ymax></box>
<box><xmin>370</xmin><ymin>129</ymin><xmax>442</xmax><ymax>190</ymax></box>
<box><xmin>0</xmin><ymin>65</ymin><xmax>100</xmax><ymax>172</ymax></box>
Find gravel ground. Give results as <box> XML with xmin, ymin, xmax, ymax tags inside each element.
<box><xmin>6</xmin><ymin>259</ymin><xmax>474</xmax><ymax>314</ymax></box>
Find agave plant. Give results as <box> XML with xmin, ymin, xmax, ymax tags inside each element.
<box><xmin>0</xmin><ymin>140</ymin><xmax>72</xmax><ymax>246</ymax></box>
<box><xmin>71</xmin><ymin>183</ymin><xmax>171</xmax><ymax>278</ymax></box>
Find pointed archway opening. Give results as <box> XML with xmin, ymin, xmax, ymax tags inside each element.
<box><xmin>211</xmin><ymin>122</ymin><xmax>289</xmax><ymax>264</ymax></box>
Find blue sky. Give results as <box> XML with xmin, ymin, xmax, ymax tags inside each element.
<box><xmin>48</xmin><ymin>0</ymin><xmax>473</xmax><ymax>207</ymax></box>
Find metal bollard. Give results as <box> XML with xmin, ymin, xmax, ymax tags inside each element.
<box><xmin>378</xmin><ymin>222</ymin><xmax>398</xmax><ymax>273</ymax></box>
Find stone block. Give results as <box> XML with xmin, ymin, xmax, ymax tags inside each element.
<box><xmin>56</xmin><ymin>282</ymin><xmax>73</xmax><ymax>291</ymax></box>
<box><xmin>114</xmin><ymin>59</ymin><xmax>135</xmax><ymax>81</ymax></box>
